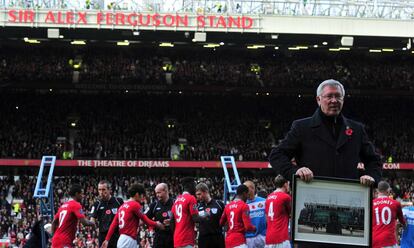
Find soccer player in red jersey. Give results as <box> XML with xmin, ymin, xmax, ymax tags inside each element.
<box><xmin>101</xmin><ymin>183</ymin><xmax>164</xmax><ymax>248</ymax></box>
<box><xmin>51</xmin><ymin>184</ymin><xmax>96</xmax><ymax>248</ymax></box>
<box><xmin>265</xmin><ymin>175</ymin><xmax>291</xmax><ymax>248</ymax></box>
<box><xmin>372</xmin><ymin>181</ymin><xmax>406</xmax><ymax>248</ymax></box>
<box><xmin>220</xmin><ymin>184</ymin><xmax>256</xmax><ymax>248</ymax></box>
<box><xmin>171</xmin><ymin>177</ymin><xmax>207</xmax><ymax>248</ymax></box>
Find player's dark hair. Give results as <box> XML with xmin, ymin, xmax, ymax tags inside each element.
<box><xmin>236</xmin><ymin>184</ymin><xmax>249</xmax><ymax>196</ymax></box>
<box><xmin>69</xmin><ymin>184</ymin><xmax>83</xmax><ymax>197</ymax></box>
<box><xmin>180</xmin><ymin>177</ymin><xmax>195</xmax><ymax>193</ymax></box>
<box><xmin>128</xmin><ymin>183</ymin><xmax>145</xmax><ymax>197</ymax></box>
<box><xmin>274</xmin><ymin>175</ymin><xmax>288</xmax><ymax>188</ymax></box>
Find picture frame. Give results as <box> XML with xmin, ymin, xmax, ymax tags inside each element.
<box><xmin>292</xmin><ymin>176</ymin><xmax>372</xmax><ymax>247</ymax></box>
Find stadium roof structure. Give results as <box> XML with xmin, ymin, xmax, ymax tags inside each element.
<box><xmin>0</xmin><ymin>26</ymin><xmax>412</xmax><ymax>52</ymax></box>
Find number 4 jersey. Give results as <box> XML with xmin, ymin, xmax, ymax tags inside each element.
<box><xmin>265</xmin><ymin>191</ymin><xmax>291</xmax><ymax>245</ymax></box>
<box><xmin>372</xmin><ymin>196</ymin><xmax>406</xmax><ymax>248</ymax></box>
<box><xmin>52</xmin><ymin>199</ymin><xmax>86</xmax><ymax>248</ymax></box>
<box><xmin>171</xmin><ymin>192</ymin><xmax>198</xmax><ymax>247</ymax></box>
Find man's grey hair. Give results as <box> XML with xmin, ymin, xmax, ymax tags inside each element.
<box><xmin>195</xmin><ymin>182</ymin><xmax>209</xmax><ymax>193</ymax></box>
<box><xmin>316</xmin><ymin>79</ymin><xmax>345</xmax><ymax>97</ymax></box>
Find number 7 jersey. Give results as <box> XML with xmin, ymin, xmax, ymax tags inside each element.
<box><xmin>52</xmin><ymin>199</ymin><xmax>86</xmax><ymax>248</ymax></box>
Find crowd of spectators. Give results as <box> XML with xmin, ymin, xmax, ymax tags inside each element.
<box><xmin>1</xmin><ymin>46</ymin><xmax>414</xmax><ymax>90</ymax></box>
<box><xmin>0</xmin><ymin>170</ymin><xmax>413</xmax><ymax>247</ymax></box>
<box><xmin>0</xmin><ymin>93</ymin><xmax>413</xmax><ymax>162</ymax></box>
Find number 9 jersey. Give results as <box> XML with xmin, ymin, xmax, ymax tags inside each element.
<box><xmin>171</xmin><ymin>192</ymin><xmax>198</xmax><ymax>247</ymax></box>
<box><xmin>52</xmin><ymin>200</ymin><xmax>86</xmax><ymax>248</ymax></box>
<box><xmin>372</xmin><ymin>196</ymin><xmax>406</xmax><ymax>248</ymax></box>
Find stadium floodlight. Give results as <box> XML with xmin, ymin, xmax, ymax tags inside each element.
<box><xmin>71</xmin><ymin>40</ymin><xmax>86</xmax><ymax>45</ymax></box>
<box><xmin>159</xmin><ymin>42</ymin><xmax>174</xmax><ymax>47</ymax></box>
<box><xmin>322</xmin><ymin>41</ymin><xmax>328</xmax><ymax>45</ymax></box>
<box><xmin>274</xmin><ymin>46</ymin><xmax>279</xmax><ymax>50</ymax></box>
<box><xmin>313</xmin><ymin>45</ymin><xmax>318</xmax><ymax>48</ymax></box>
<box><xmin>339</xmin><ymin>47</ymin><xmax>351</xmax><ymax>51</ymax></box>
<box><xmin>247</xmin><ymin>45</ymin><xmax>265</xmax><ymax>49</ymax></box>
<box><xmin>23</xmin><ymin>37</ymin><xmax>40</xmax><ymax>44</ymax></box>
<box><xmin>117</xmin><ymin>40</ymin><xmax>129</xmax><ymax>46</ymax></box>
<box><xmin>341</xmin><ymin>36</ymin><xmax>354</xmax><ymax>46</ymax></box>
<box><xmin>203</xmin><ymin>43</ymin><xmax>220</xmax><ymax>48</ymax></box>
<box><xmin>329</xmin><ymin>48</ymin><xmax>341</xmax><ymax>52</ymax></box>
<box><xmin>382</xmin><ymin>48</ymin><xmax>394</xmax><ymax>52</ymax></box>
<box><xmin>271</xmin><ymin>34</ymin><xmax>279</xmax><ymax>39</ymax></box>
<box><xmin>288</xmin><ymin>46</ymin><xmax>307</xmax><ymax>50</ymax></box>
<box><xmin>369</xmin><ymin>49</ymin><xmax>382</xmax><ymax>53</ymax></box>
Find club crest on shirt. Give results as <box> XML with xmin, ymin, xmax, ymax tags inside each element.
<box><xmin>111</xmin><ymin>208</ymin><xmax>118</xmax><ymax>214</ymax></box>
<box><xmin>206</xmin><ymin>208</ymin><xmax>211</xmax><ymax>213</ymax></box>
<box><xmin>106</xmin><ymin>210</ymin><xmax>111</xmax><ymax>215</ymax></box>
<box><xmin>258</xmin><ymin>203</ymin><xmax>263</xmax><ymax>208</ymax></box>
<box><xmin>211</xmin><ymin>208</ymin><xmax>218</xmax><ymax>214</ymax></box>
<box><xmin>162</xmin><ymin>212</ymin><xmax>168</xmax><ymax>217</ymax></box>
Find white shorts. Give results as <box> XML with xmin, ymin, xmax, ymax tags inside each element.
<box><xmin>265</xmin><ymin>240</ymin><xmax>291</xmax><ymax>248</ymax></box>
<box><xmin>117</xmin><ymin>234</ymin><xmax>137</xmax><ymax>248</ymax></box>
<box><xmin>234</xmin><ymin>244</ymin><xmax>248</xmax><ymax>248</ymax></box>
<box><xmin>246</xmin><ymin>234</ymin><xmax>266</xmax><ymax>248</ymax></box>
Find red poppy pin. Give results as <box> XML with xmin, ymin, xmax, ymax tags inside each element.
<box><xmin>345</xmin><ymin>127</ymin><xmax>353</xmax><ymax>136</ymax></box>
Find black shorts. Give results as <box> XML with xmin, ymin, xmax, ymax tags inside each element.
<box><xmin>198</xmin><ymin>234</ymin><xmax>225</xmax><ymax>248</ymax></box>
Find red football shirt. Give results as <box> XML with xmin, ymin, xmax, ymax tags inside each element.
<box><xmin>52</xmin><ymin>199</ymin><xmax>85</xmax><ymax>248</ymax></box>
<box><xmin>105</xmin><ymin>200</ymin><xmax>157</xmax><ymax>241</ymax></box>
<box><xmin>220</xmin><ymin>199</ymin><xmax>255</xmax><ymax>248</ymax></box>
<box><xmin>265</xmin><ymin>191</ymin><xmax>291</xmax><ymax>245</ymax></box>
<box><xmin>372</xmin><ymin>196</ymin><xmax>406</xmax><ymax>248</ymax></box>
<box><xmin>171</xmin><ymin>192</ymin><xmax>198</xmax><ymax>247</ymax></box>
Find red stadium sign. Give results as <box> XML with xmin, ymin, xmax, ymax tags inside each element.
<box><xmin>0</xmin><ymin>159</ymin><xmax>270</xmax><ymax>169</ymax></box>
<box><xmin>6</xmin><ymin>9</ymin><xmax>254</xmax><ymax>29</ymax></box>
<box><xmin>0</xmin><ymin>159</ymin><xmax>413</xmax><ymax>169</ymax></box>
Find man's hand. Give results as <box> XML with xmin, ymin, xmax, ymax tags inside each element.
<box><xmin>163</xmin><ymin>218</ymin><xmax>171</xmax><ymax>226</ymax></box>
<box><xmin>296</xmin><ymin>167</ymin><xmax>314</xmax><ymax>182</ymax></box>
<box><xmin>360</xmin><ymin>175</ymin><xmax>375</xmax><ymax>186</ymax></box>
<box><xmin>155</xmin><ymin>221</ymin><xmax>165</xmax><ymax>230</ymax></box>
<box><xmin>100</xmin><ymin>240</ymin><xmax>108</xmax><ymax>248</ymax></box>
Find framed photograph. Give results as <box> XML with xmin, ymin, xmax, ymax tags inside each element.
<box><xmin>292</xmin><ymin>176</ymin><xmax>372</xmax><ymax>247</ymax></box>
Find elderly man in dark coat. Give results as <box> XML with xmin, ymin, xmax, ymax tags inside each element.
<box><xmin>269</xmin><ymin>79</ymin><xmax>382</xmax><ymax>185</ymax></box>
